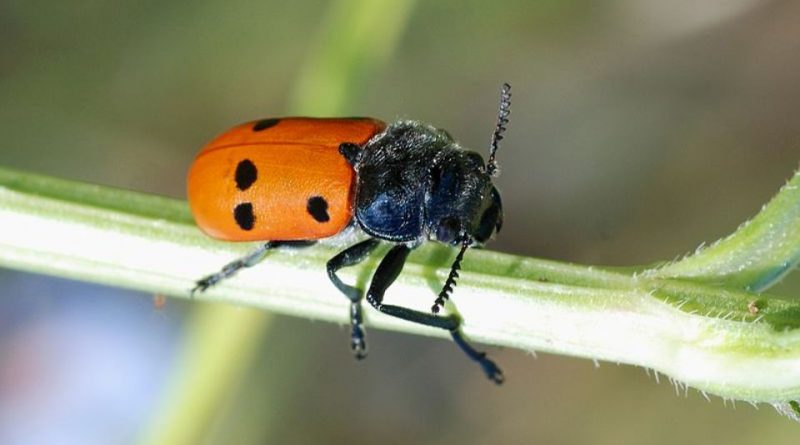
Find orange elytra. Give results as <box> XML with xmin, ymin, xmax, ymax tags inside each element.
<box><xmin>187</xmin><ymin>117</ymin><xmax>386</xmax><ymax>241</ymax></box>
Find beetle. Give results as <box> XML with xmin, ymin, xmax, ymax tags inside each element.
<box><xmin>188</xmin><ymin>83</ymin><xmax>511</xmax><ymax>383</ymax></box>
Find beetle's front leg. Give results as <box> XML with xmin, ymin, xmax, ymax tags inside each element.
<box><xmin>365</xmin><ymin>244</ymin><xmax>504</xmax><ymax>384</ymax></box>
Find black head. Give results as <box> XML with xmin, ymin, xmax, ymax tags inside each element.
<box><xmin>427</xmin><ymin>82</ymin><xmax>510</xmax><ymax>247</ymax></box>
<box><xmin>425</xmin><ymin>151</ymin><xmax>503</xmax><ymax>246</ymax></box>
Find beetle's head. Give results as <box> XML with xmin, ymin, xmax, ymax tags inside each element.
<box><xmin>426</xmin><ymin>151</ymin><xmax>503</xmax><ymax>246</ymax></box>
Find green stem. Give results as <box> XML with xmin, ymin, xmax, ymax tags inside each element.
<box><xmin>1</xmin><ymin>165</ymin><xmax>800</xmax><ymax>415</ymax></box>
<box><xmin>650</xmin><ymin>167</ymin><xmax>800</xmax><ymax>291</ymax></box>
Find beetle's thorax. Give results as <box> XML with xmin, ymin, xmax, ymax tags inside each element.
<box><xmin>351</xmin><ymin>121</ymin><xmax>498</xmax><ymax>245</ymax></box>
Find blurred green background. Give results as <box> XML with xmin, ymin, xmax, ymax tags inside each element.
<box><xmin>1</xmin><ymin>0</ymin><xmax>799</xmax><ymax>443</ymax></box>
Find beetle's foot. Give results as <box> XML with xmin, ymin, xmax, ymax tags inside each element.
<box><xmin>478</xmin><ymin>352</ymin><xmax>505</xmax><ymax>384</ymax></box>
<box><xmin>190</xmin><ymin>275</ymin><xmax>217</xmax><ymax>297</ymax></box>
<box><xmin>451</xmin><ymin>329</ymin><xmax>504</xmax><ymax>385</ymax></box>
<box><xmin>351</xmin><ymin>325</ymin><xmax>368</xmax><ymax>360</ymax></box>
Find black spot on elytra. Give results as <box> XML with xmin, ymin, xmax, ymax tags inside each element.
<box><xmin>235</xmin><ymin>159</ymin><xmax>257</xmax><ymax>191</ymax></box>
<box><xmin>253</xmin><ymin>118</ymin><xmax>280</xmax><ymax>132</ymax></box>
<box><xmin>234</xmin><ymin>203</ymin><xmax>255</xmax><ymax>230</ymax></box>
<box><xmin>307</xmin><ymin>196</ymin><xmax>330</xmax><ymax>223</ymax></box>
<box><xmin>338</xmin><ymin>142</ymin><xmax>361</xmax><ymax>165</ymax></box>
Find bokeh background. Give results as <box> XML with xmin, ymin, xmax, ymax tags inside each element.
<box><xmin>1</xmin><ymin>0</ymin><xmax>800</xmax><ymax>443</ymax></box>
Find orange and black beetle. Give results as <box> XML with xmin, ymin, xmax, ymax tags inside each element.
<box><xmin>188</xmin><ymin>84</ymin><xmax>511</xmax><ymax>383</ymax></box>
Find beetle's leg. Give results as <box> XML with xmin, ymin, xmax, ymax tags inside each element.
<box><xmin>192</xmin><ymin>240</ymin><xmax>315</xmax><ymax>296</ymax></box>
<box><xmin>327</xmin><ymin>238</ymin><xmax>381</xmax><ymax>359</ymax></box>
<box><xmin>366</xmin><ymin>244</ymin><xmax>504</xmax><ymax>384</ymax></box>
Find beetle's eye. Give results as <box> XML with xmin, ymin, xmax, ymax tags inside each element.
<box><xmin>466</xmin><ymin>152</ymin><xmax>485</xmax><ymax>169</ymax></box>
<box><xmin>473</xmin><ymin>198</ymin><xmax>502</xmax><ymax>243</ymax></box>
<box><xmin>436</xmin><ymin>217</ymin><xmax>460</xmax><ymax>244</ymax></box>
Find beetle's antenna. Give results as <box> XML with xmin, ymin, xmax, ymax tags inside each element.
<box><xmin>431</xmin><ymin>237</ymin><xmax>472</xmax><ymax>314</ymax></box>
<box><xmin>486</xmin><ymin>82</ymin><xmax>511</xmax><ymax>177</ymax></box>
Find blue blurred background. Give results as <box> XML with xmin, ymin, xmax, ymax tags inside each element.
<box><xmin>1</xmin><ymin>0</ymin><xmax>799</xmax><ymax>443</ymax></box>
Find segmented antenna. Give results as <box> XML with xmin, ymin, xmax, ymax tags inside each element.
<box><xmin>486</xmin><ymin>82</ymin><xmax>511</xmax><ymax>177</ymax></box>
<box><xmin>431</xmin><ymin>237</ymin><xmax>472</xmax><ymax>314</ymax></box>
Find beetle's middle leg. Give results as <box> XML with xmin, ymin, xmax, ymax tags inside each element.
<box><xmin>327</xmin><ymin>238</ymin><xmax>381</xmax><ymax>359</ymax></box>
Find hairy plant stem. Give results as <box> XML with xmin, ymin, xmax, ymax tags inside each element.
<box><xmin>1</xmin><ymin>165</ymin><xmax>799</xmax><ymax>417</ymax></box>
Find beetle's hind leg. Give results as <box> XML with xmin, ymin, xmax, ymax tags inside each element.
<box><xmin>366</xmin><ymin>244</ymin><xmax>504</xmax><ymax>384</ymax></box>
<box><xmin>327</xmin><ymin>238</ymin><xmax>381</xmax><ymax>359</ymax></box>
<box><xmin>192</xmin><ymin>240</ymin><xmax>316</xmax><ymax>296</ymax></box>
